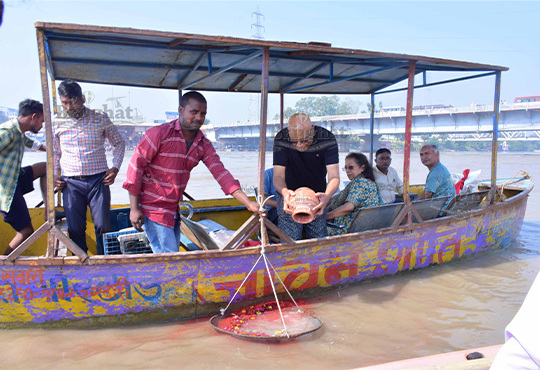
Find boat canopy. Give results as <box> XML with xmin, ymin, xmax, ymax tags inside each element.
<box><xmin>36</xmin><ymin>22</ymin><xmax>507</xmax><ymax>95</ymax></box>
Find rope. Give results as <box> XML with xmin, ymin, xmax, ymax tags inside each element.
<box><xmin>499</xmin><ymin>170</ymin><xmax>531</xmax><ymax>197</ymax></box>
<box><xmin>220</xmin><ymin>254</ymin><xmax>263</xmax><ymax>316</ymax></box>
<box><xmin>219</xmin><ymin>194</ymin><xmax>299</xmax><ymax>338</ymax></box>
<box><xmin>500</xmin><ymin>170</ymin><xmax>531</xmax><ymax>189</ymax></box>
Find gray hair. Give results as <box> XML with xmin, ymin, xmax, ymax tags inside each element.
<box><xmin>423</xmin><ymin>144</ymin><xmax>439</xmax><ymax>153</ymax></box>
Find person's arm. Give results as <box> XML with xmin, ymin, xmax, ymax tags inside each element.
<box><xmin>326</xmin><ymin>201</ymin><xmax>355</xmax><ymax>220</ymax></box>
<box><xmin>313</xmin><ymin>163</ymin><xmax>340</xmax><ymax>215</ymax></box>
<box><xmin>418</xmin><ymin>190</ymin><xmax>433</xmax><ymax>200</ymax></box>
<box><xmin>263</xmin><ymin>170</ymin><xmax>277</xmax><ymax>208</ymax></box>
<box><xmin>52</xmin><ymin>126</ymin><xmax>66</xmax><ymax>190</ymax></box>
<box><xmin>0</xmin><ymin>128</ymin><xmax>13</xmax><ymax>153</ymax></box>
<box><xmin>273</xmin><ymin>165</ymin><xmax>295</xmax><ymax>214</ymax></box>
<box><xmin>394</xmin><ymin>168</ymin><xmax>404</xmax><ymax>195</ymax></box>
<box><xmin>264</xmin><ymin>198</ymin><xmax>277</xmax><ymax>208</ymax></box>
<box><xmin>129</xmin><ymin>193</ymin><xmax>145</xmax><ymax>231</ymax></box>
<box><xmin>122</xmin><ymin>130</ymin><xmax>159</xmax><ymax>198</ymax></box>
<box><xmin>103</xmin><ymin>114</ymin><xmax>126</xmax><ymax>185</ymax></box>
<box><xmin>231</xmin><ymin>189</ymin><xmax>263</xmax><ymax>215</ymax></box>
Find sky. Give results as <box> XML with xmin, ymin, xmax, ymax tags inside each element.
<box><xmin>0</xmin><ymin>1</ymin><xmax>539</xmax><ymax>125</ymax></box>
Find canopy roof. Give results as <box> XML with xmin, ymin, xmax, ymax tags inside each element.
<box><xmin>36</xmin><ymin>22</ymin><xmax>508</xmax><ymax>95</ymax></box>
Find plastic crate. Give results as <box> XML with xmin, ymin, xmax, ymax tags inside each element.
<box><xmin>103</xmin><ymin>228</ymin><xmax>152</xmax><ymax>255</ymax></box>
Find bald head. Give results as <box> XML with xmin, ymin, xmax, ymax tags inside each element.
<box><xmin>287</xmin><ymin>113</ymin><xmax>314</xmax><ymax>151</ymax></box>
<box><xmin>288</xmin><ymin>113</ymin><xmax>312</xmax><ymax>129</ymax></box>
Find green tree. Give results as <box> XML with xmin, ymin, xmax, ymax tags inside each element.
<box><xmin>278</xmin><ymin>96</ymin><xmax>362</xmax><ymax>119</ymax></box>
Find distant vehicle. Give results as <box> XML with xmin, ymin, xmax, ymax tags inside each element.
<box><xmin>514</xmin><ymin>95</ymin><xmax>540</xmax><ymax>104</ymax></box>
<box><xmin>413</xmin><ymin>104</ymin><xmax>453</xmax><ymax>110</ymax></box>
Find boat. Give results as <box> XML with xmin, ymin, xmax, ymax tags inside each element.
<box><xmin>355</xmin><ymin>345</ymin><xmax>502</xmax><ymax>369</ymax></box>
<box><xmin>0</xmin><ymin>22</ymin><xmax>531</xmax><ymax>328</ymax></box>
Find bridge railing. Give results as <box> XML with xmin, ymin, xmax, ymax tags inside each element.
<box><xmin>212</xmin><ymin>102</ymin><xmax>540</xmax><ymax>128</ymax></box>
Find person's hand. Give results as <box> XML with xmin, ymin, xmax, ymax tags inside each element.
<box><xmin>102</xmin><ymin>168</ymin><xmax>119</xmax><ymax>186</ymax></box>
<box><xmin>313</xmin><ymin>192</ymin><xmax>331</xmax><ymax>216</ymax></box>
<box><xmin>282</xmin><ymin>189</ymin><xmax>296</xmax><ymax>214</ymax></box>
<box><xmin>130</xmin><ymin>207</ymin><xmax>145</xmax><ymax>232</ymax></box>
<box><xmin>54</xmin><ymin>175</ymin><xmax>66</xmax><ymax>190</ymax></box>
<box><xmin>246</xmin><ymin>201</ymin><xmax>266</xmax><ymax>217</ymax></box>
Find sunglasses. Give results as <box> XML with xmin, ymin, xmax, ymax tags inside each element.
<box><xmin>288</xmin><ymin>129</ymin><xmax>314</xmax><ymax>144</ymax></box>
<box><xmin>342</xmin><ymin>165</ymin><xmax>356</xmax><ymax>171</ymax></box>
<box><xmin>290</xmin><ymin>138</ymin><xmax>312</xmax><ymax>144</ymax></box>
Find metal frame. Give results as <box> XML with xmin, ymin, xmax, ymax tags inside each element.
<box><xmin>22</xmin><ymin>22</ymin><xmax>506</xmax><ymax>266</ymax></box>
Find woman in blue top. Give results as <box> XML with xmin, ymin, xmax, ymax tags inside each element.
<box><xmin>326</xmin><ymin>153</ymin><xmax>381</xmax><ymax>236</ymax></box>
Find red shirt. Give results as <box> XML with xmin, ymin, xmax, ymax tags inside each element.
<box><xmin>123</xmin><ymin>120</ymin><xmax>241</xmax><ymax>227</ymax></box>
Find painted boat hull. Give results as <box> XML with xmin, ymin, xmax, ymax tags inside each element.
<box><xmin>0</xmin><ymin>187</ymin><xmax>530</xmax><ymax>328</ymax></box>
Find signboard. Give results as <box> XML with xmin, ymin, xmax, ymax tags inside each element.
<box><xmin>165</xmin><ymin>111</ymin><xmax>179</xmax><ymax>120</ymax></box>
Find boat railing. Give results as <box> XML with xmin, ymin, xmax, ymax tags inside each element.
<box><xmin>347</xmin><ymin>191</ymin><xmax>493</xmax><ymax>236</ymax></box>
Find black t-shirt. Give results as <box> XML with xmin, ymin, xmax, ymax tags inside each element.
<box><xmin>273</xmin><ymin>126</ymin><xmax>339</xmax><ymax>193</ymax></box>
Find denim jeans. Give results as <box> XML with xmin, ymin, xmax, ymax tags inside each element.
<box><xmin>143</xmin><ymin>215</ymin><xmax>180</xmax><ymax>253</ymax></box>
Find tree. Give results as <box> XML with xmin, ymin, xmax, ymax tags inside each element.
<box><xmin>277</xmin><ymin>96</ymin><xmax>362</xmax><ymax>119</ymax></box>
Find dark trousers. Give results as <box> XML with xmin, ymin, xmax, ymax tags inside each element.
<box><xmin>61</xmin><ymin>172</ymin><xmax>111</xmax><ymax>254</ymax></box>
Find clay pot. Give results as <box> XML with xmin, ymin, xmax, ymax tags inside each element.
<box><xmin>290</xmin><ymin>187</ymin><xmax>320</xmax><ymax>224</ymax></box>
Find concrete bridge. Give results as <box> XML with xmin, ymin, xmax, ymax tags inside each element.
<box><xmin>209</xmin><ymin>102</ymin><xmax>540</xmax><ymax>151</ymax></box>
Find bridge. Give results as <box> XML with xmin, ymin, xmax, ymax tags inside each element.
<box><xmin>208</xmin><ymin>102</ymin><xmax>540</xmax><ymax>151</ymax></box>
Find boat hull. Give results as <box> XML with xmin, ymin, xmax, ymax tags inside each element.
<box><xmin>0</xmin><ymin>188</ymin><xmax>529</xmax><ymax>328</ymax></box>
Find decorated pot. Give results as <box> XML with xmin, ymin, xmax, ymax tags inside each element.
<box><xmin>290</xmin><ymin>187</ymin><xmax>319</xmax><ymax>224</ymax></box>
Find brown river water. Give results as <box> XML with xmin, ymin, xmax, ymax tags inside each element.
<box><xmin>2</xmin><ymin>150</ymin><xmax>539</xmax><ymax>369</ymax></box>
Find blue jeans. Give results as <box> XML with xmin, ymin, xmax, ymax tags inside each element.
<box><xmin>143</xmin><ymin>215</ymin><xmax>180</xmax><ymax>253</ymax></box>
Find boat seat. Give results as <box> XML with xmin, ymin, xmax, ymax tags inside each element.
<box><xmin>348</xmin><ymin>203</ymin><xmax>404</xmax><ymax>234</ymax></box>
<box><xmin>401</xmin><ymin>196</ymin><xmax>451</xmax><ymax>224</ymax></box>
<box><xmin>442</xmin><ymin>190</ymin><xmax>489</xmax><ymax>217</ymax></box>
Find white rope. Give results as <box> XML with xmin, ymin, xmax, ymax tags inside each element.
<box><xmin>266</xmin><ymin>257</ymin><xmax>302</xmax><ymax>312</ymax></box>
<box><xmin>500</xmin><ymin>170</ymin><xmax>531</xmax><ymax>194</ymax></box>
<box><xmin>220</xmin><ymin>253</ymin><xmax>263</xmax><ymax>316</ymax></box>
<box><xmin>262</xmin><ymin>252</ymin><xmax>289</xmax><ymax>337</ymax></box>
<box><xmin>220</xmin><ymin>193</ymin><xmax>299</xmax><ymax>338</ymax></box>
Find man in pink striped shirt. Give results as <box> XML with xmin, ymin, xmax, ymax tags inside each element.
<box><xmin>123</xmin><ymin>91</ymin><xmax>261</xmax><ymax>253</ymax></box>
<box><xmin>53</xmin><ymin>80</ymin><xmax>126</xmax><ymax>254</ymax></box>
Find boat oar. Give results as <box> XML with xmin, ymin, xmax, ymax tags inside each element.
<box><xmin>183</xmin><ymin>192</ymin><xmax>195</xmax><ymax>201</ymax></box>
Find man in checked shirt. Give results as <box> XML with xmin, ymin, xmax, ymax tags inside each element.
<box><xmin>53</xmin><ymin>80</ymin><xmax>126</xmax><ymax>255</ymax></box>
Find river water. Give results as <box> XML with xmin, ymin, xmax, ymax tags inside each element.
<box><xmin>2</xmin><ymin>150</ymin><xmax>538</xmax><ymax>369</ymax></box>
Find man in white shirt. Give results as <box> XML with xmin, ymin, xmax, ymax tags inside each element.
<box><xmin>373</xmin><ymin>148</ymin><xmax>403</xmax><ymax>204</ymax></box>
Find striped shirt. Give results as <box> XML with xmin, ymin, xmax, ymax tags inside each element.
<box><xmin>0</xmin><ymin>119</ymin><xmax>38</xmax><ymax>212</ymax></box>
<box><xmin>53</xmin><ymin>107</ymin><xmax>125</xmax><ymax>176</ymax></box>
<box><xmin>123</xmin><ymin>120</ymin><xmax>241</xmax><ymax>228</ymax></box>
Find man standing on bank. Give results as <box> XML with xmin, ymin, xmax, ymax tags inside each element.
<box><xmin>53</xmin><ymin>80</ymin><xmax>126</xmax><ymax>254</ymax></box>
<box><xmin>418</xmin><ymin>144</ymin><xmax>455</xmax><ymax>200</ymax></box>
<box><xmin>1</xmin><ymin>99</ymin><xmax>48</xmax><ymax>255</ymax></box>
<box><xmin>124</xmin><ymin>91</ymin><xmax>261</xmax><ymax>254</ymax></box>
<box><xmin>373</xmin><ymin>148</ymin><xmax>404</xmax><ymax>204</ymax></box>
<box><xmin>273</xmin><ymin>113</ymin><xmax>340</xmax><ymax>241</ymax></box>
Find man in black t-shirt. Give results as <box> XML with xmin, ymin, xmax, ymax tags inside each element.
<box><xmin>273</xmin><ymin>113</ymin><xmax>340</xmax><ymax>240</ymax></box>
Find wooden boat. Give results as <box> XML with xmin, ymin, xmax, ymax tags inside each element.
<box><xmin>0</xmin><ymin>22</ymin><xmax>531</xmax><ymax>328</ymax></box>
<box><xmin>355</xmin><ymin>344</ymin><xmax>502</xmax><ymax>369</ymax></box>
